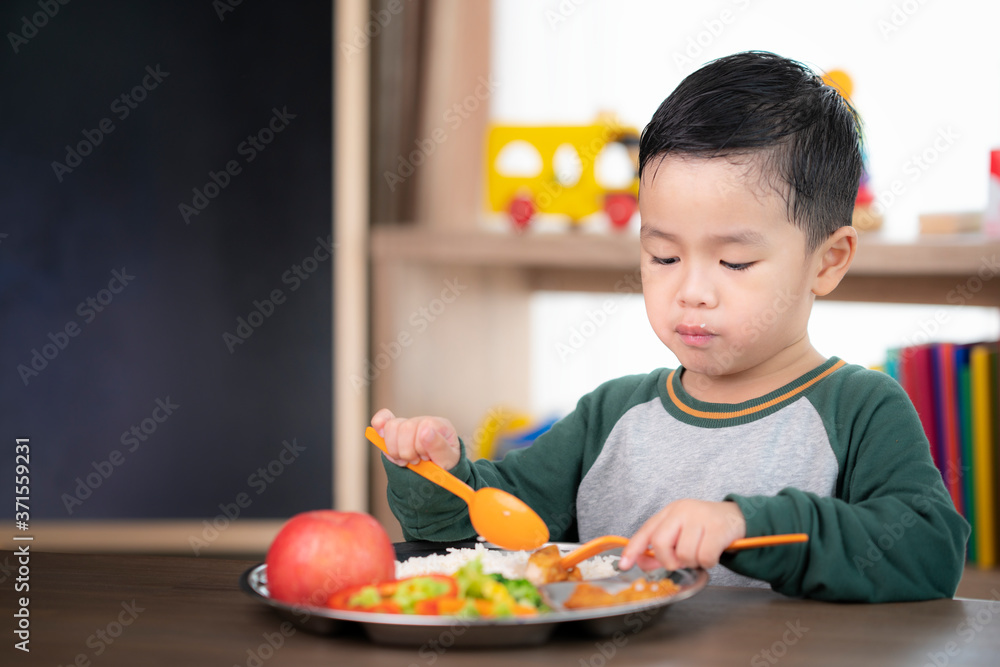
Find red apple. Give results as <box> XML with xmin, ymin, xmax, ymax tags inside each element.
<box><xmin>265</xmin><ymin>510</ymin><xmax>396</xmax><ymax>606</ymax></box>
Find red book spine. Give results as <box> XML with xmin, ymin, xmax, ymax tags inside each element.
<box><xmin>937</xmin><ymin>343</ymin><xmax>963</xmax><ymax>513</ymax></box>
<box><xmin>909</xmin><ymin>346</ymin><xmax>941</xmax><ymax>470</ymax></box>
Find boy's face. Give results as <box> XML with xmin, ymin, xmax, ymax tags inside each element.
<box><xmin>638</xmin><ymin>156</ymin><xmax>822</xmax><ymax>381</ymax></box>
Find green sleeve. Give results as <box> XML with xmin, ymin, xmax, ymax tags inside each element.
<box><xmin>382</xmin><ymin>392</ymin><xmax>595</xmax><ymax>542</ymax></box>
<box><xmin>383</xmin><ymin>373</ymin><xmax>654</xmax><ymax>543</ymax></box>
<box><xmin>722</xmin><ymin>370</ymin><xmax>970</xmax><ymax>602</ymax></box>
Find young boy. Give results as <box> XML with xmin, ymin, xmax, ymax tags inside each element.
<box><xmin>372</xmin><ymin>51</ymin><xmax>969</xmax><ymax>602</ymax></box>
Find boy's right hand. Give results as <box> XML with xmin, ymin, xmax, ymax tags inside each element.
<box><xmin>371</xmin><ymin>408</ymin><xmax>461</xmax><ymax>471</ymax></box>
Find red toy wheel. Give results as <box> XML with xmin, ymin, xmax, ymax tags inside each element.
<box><xmin>509</xmin><ymin>195</ymin><xmax>535</xmax><ymax>230</ymax></box>
<box><xmin>604</xmin><ymin>193</ymin><xmax>636</xmax><ymax>229</ymax></box>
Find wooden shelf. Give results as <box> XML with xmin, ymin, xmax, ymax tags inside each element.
<box><xmin>373</xmin><ymin>226</ymin><xmax>1000</xmax><ymax>274</ymax></box>
<box><xmin>850</xmin><ymin>234</ymin><xmax>1000</xmax><ymax>276</ymax></box>
<box><xmin>371</xmin><ymin>227</ymin><xmax>1000</xmax><ymax>306</ymax></box>
<box><xmin>372</xmin><ymin>226</ymin><xmax>639</xmax><ymax>269</ymax></box>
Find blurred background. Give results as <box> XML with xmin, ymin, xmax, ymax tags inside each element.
<box><xmin>2</xmin><ymin>0</ymin><xmax>999</xmax><ymax>556</ymax></box>
<box><xmin>369</xmin><ymin>0</ymin><xmax>1000</xmax><ymax>556</ymax></box>
<box><xmin>488</xmin><ymin>0</ymin><xmax>1000</xmax><ymax>417</ymax></box>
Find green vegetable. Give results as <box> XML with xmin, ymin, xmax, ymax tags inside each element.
<box><xmin>455</xmin><ymin>558</ymin><xmax>488</xmax><ymax>598</ymax></box>
<box><xmin>392</xmin><ymin>576</ymin><xmax>456</xmax><ymax>613</ymax></box>
<box><xmin>347</xmin><ymin>586</ymin><xmax>382</xmax><ymax>609</ymax></box>
<box><xmin>490</xmin><ymin>573</ymin><xmax>546</xmax><ymax>610</ymax></box>
<box><xmin>452</xmin><ymin>558</ymin><xmax>549</xmax><ymax>617</ymax></box>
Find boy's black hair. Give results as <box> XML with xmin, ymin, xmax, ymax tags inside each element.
<box><xmin>639</xmin><ymin>51</ymin><xmax>863</xmax><ymax>252</ymax></box>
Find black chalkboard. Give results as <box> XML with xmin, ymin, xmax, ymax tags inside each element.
<box><xmin>0</xmin><ymin>1</ymin><xmax>333</xmax><ymax>519</ymax></box>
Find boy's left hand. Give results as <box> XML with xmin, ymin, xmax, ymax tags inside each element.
<box><xmin>618</xmin><ymin>499</ymin><xmax>746</xmax><ymax>571</ymax></box>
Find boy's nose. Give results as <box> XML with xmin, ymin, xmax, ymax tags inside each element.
<box><xmin>676</xmin><ymin>268</ymin><xmax>717</xmax><ymax>308</ymax></box>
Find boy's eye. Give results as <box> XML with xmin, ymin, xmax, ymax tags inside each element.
<box><xmin>721</xmin><ymin>261</ymin><xmax>755</xmax><ymax>271</ymax></box>
<box><xmin>652</xmin><ymin>256</ymin><xmax>678</xmax><ymax>266</ymax></box>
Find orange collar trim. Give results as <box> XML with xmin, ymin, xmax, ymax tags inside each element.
<box><xmin>666</xmin><ymin>359</ymin><xmax>847</xmax><ymax>420</ymax></box>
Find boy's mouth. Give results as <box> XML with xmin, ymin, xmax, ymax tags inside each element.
<box><xmin>675</xmin><ymin>324</ymin><xmax>716</xmax><ymax>347</ymax></box>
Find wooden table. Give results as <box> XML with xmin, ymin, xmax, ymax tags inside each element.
<box><xmin>3</xmin><ymin>550</ymin><xmax>998</xmax><ymax>666</ymax></box>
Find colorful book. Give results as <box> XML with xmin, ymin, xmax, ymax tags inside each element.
<box><xmin>906</xmin><ymin>346</ymin><xmax>941</xmax><ymax>470</ymax></box>
<box><xmin>884</xmin><ymin>348</ymin><xmax>901</xmax><ymax>384</ymax></box>
<box><xmin>933</xmin><ymin>343</ymin><xmax>963</xmax><ymax>514</ymax></box>
<box><xmin>991</xmin><ymin>346</ymin><xmax>1000</xmax><ymax>568</ymax></box>
<box><xmin>993</xmin><ymin>345</ymin><xmax>1000</xmax><ymax>566</ymax></box>
<box><xmin>955</xmin><ymin>345</ymin><xmax>976</xmax><ymax>561</ymax></box>
<box><xmin>881</xmin><ymin>341</ymin><xmax>1000</xmax><ymax>565</ymax></box>
<box><xmin>969</xmin><ymin>344</ymin><xmax>996</xmax><ymax>567</ymax></box>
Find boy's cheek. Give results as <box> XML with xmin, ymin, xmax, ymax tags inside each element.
<box><xmin>739</xmin><ymin>320</ymin><xmax>761</xmax><ymax>343</ymax></box>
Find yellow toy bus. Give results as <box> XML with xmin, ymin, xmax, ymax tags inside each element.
<box><xmin>485</xmin><ymin>114</ymin><xmax>640</xmax><ymax>229</ymax></box>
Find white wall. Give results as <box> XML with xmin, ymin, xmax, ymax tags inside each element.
<box><xmin>493</xmin><ymin>0</ymin><xmax>1000</xmax><ymax>238</ymax></box>
<box><xmin>492</xmin><ymin>0</ymin><xmax>1000</xmax><ymax>416</ymax></box>
<box><xmin>530</xmin><ymin>295</ymin><xmax>1000</xmax><ymax>417</ymax></box>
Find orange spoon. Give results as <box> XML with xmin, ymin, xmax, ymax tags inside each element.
<box><xmin>366</xmin><ymin>427</ymin><xmax>549</xmax><ymax>551</ymax></box>
<box><xmin>560</xmin><ymin>533</ymin><xmax>809</xmax><ymax>569</ymax></box>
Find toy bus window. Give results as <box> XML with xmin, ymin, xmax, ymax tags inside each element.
<box><xmin>595</xmin><ymin>141</ymin><xmax>636</xmax><ymax>191</ymax></box>
<box><xmin>494</xmin><ymin>140</ymin><xmax>543</xmax><ymax>178</ymax></box>
<box><xmin>553</xmin><ymin>143</ymin><xmax>583</xmax><ymax>187</ymax></box>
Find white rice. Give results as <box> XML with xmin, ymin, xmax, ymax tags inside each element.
<box><xmin>395</xmin><ymin>543</ymin><xmax>619</xmax><ymax>580</ymax></box>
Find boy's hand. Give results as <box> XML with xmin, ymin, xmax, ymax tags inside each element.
<box><xmin>618</xmin><ymin>499</ymin><xmax>746</xmax><ymax>571</ymax></box>
<box><xmin>371</xmin><ymin>408</ymin><xmax>461</xmax><ymax>471</ymax></box>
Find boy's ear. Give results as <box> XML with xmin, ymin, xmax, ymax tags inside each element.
<box><xmin>811</xmin><ymin>226</ymin><xmax>858</xmax><ymax>297</ymax></box>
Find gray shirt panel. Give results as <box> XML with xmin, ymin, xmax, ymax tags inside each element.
<box><xmin>576</xmin><ymin>396</ymin><xmax>838</xmax><ymax>587</ymax></box>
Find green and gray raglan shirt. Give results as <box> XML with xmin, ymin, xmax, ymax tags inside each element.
<box><xmin>383</xmin><ymin>357</ymin><xmax>970</xmax><ymax>602</ymax></box>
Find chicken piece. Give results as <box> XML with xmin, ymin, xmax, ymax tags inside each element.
<box><xmin>619</xmin><ymin>577</ymin><xmax>680</xmax><ymax>604</ymax></box>
<box><xmin>525</xmin><ymin>544</ymin><xmax>583</xmax><ymax>586</ymax></box>
<box><xmin>563</xmin><ymin>583</ymin><xmax>616</xmax><ymax>609</ymax></box>
<box><xmin>563</xmin><ymin>577</ymin><xmax>680</xmax><ymax>609</ymax></box>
